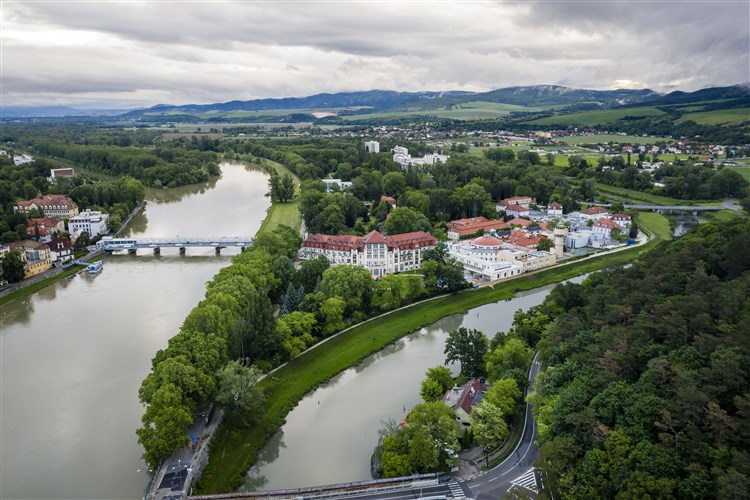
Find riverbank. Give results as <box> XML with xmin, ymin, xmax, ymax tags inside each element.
<box><xmin>195</xmin><ymin>213</ymin><xmax>670</xmax><ymax>494</ymax></box>
<box><xmin>245</xmin><ymin>157</ymin><xmax>301</xmax><ymax>235</ymax></box>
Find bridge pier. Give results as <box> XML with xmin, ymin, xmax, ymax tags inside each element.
<box><xmin>153</xmin><ymin>247</ymin><xmax>160</xmax><ymax>255</ymax></box>
<box><xmin>179</xmin><ymin>247</ymin><xmax>186</xmax><ymax>255</ymax></box>
<box><xmin>215</xmin><ymin>246</ymin><xmax>223</xmax><ymax>255</ymax></box>
<box><xmin>128</xmin><ymin>248</ymin><xmax>136</xmax><ymax>255</ymax></box>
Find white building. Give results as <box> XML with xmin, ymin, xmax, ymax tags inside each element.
<box><xmin>299</xmin><ymin>230</ymin><xmax>438</xmax><ymax>277</ymax></box>
<box><xmin>505</xmin><ymin>204</ymin><xmax>530</xmax><ymax>218</ymax></box>
<box><xmin>566</xmin><ymin>229</ymin><xmax>596</xmax><ymax>249</ymax></box>
<box><xmin>364</xmin><ymin>141</ymin><xmax>380</xmax><ymax>153</ymax></box>
<box><xmin>581</xmin><ymin>206</ymin><xmax>610</xmax><ymax>221</ymax></box>
<box><xmin>13</xmin><ymin>154</ymin><xmax>34</xmax><ymax>166</ymax></box>
<box><xmin>68</xmin><ymin>210</ymin><xmax>109</xmax><ymax>236</ymax></box>
<box><xmin>611</xmin><ymin>214</ymin><xmax>632</xmax><ymax>229</ymax></box>
<box><xmin>322</xmin><ymin>178</ymin><xmax>353</xmax><ymax>192</ymax></box>
<box><xmin>547</xmin><ymin>202</ymin><xmax>563</xmax><ymax>216</ymax></box>
<box><xmin>391</xmin><ymin>146</ymin><xmax>449</xmax><ymax>169</ymax></box>
<box><xmin>592</xmin><ymin>218</ymin><xmax>618</xmax><ymax>239</ymax></box>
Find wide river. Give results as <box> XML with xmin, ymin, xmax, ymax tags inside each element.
<box><xmin>0</xmin><ymin>162</ymin><xmax>270</xmax><ymax>499</ymax></box>
<box><xmin>243</xmin><ymin>276</ymin><xmax>584</xmax><ymax>491</ymax></box>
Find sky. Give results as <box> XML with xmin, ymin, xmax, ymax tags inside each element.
<box><xmin>2</xmin><ymin>0</ymin><xmax>749</xmax><ymax>109</ymax></box>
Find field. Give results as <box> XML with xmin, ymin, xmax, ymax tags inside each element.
<box><xmin>525</xmin><ymin>106</ymin><xmax>666</xmax><ymax>126</ymax></box>
<box><xmin>727</xmin><ymin>165</ymin><xmax>750</xmax><ymax>182</ymax></box>
<box><xmin>255</xmin><ymin>158</ymin><xmax>302</xmax><ymax>234</ymax></box>
<box><xmin>560</xmin><ymin>134</ymin><xmax>664</xmax><ymax>145</ymax></box>
<box><xmin>341</xmin><ymin>101</ymin><xmax>534</xmax><ymax>121</ymax></box>
<box><xmin>676</xmin><ymin>107</ymin><xmax>750</xmax><ymax>125</ymax></box>
<box><xmin>195</xmin><ymin>216</ymin><xmax>669</xmax><ymax>494</ymax></box>
<box><xmin>594</xmin><ymin>183</ymin><xmax>717</xmax><ymax>206</ymax></box>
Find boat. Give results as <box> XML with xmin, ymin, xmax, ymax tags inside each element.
<box><xmin>86</xmin><ymin>261</ymin><xmax>104</xmax><ymax>274</ymax></box>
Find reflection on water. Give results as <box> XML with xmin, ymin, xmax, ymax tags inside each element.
<box><xmin>244</xmin><ymin>276</ymin><xmax>585</xmax><ymax>491</ymax></box>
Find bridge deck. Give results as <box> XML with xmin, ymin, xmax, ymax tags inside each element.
<box><xmin>98</xmin><ymin>236</ymin><xmax>253</xmax><ymax>250</ymax></box>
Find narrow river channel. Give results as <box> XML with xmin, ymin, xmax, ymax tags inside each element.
<box><xmin>0</xmin><ymin>162</ymin><xmax>270</xmax><ymax>499</ymax></box>
<box><xmin>242</xmin><ymin>275</ymin><xmax>585</xmax><ymax>491</ymax></box>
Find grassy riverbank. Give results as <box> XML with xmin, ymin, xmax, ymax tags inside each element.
<box><xmin>195</xmin><ymin>214</ymin><xmax>669</xmax><ymax>494</ymax></box>
<box><xmin>0</xmin><ymin>263</ymin><xmax>86</xmax><ymax>307</ymax></box>
<box><xmin>256</xmin><ymin>158</ymin><xmax>302</xmax><ymax>234</ymax></box>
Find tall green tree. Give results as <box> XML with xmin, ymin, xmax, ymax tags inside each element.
<box><xmin>215</xmin><ymin>361</ymin><xmax>264</xmax><ymax>427</ymax></box>
<box><xmin>444</xmin><ymin>327</ymin><xmax>489</xmax><ymax>377</ymax></box>
<box><xmin>1</xmin><ymin>250</ymin><xmax>25</xmax><ymax>283</ymax></box>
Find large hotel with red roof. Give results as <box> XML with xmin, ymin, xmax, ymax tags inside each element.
<box><xmin>300</xmin><ymin>229</ymin><xmax>438</xmax><ymax>277</ymax></box>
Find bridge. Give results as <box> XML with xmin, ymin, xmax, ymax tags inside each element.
<box><xmin>623</xmin><ymin>203</ymin><xmax>726</xmax><ymax>214</ymax></box>
<box><xmin>97</xmin><ymin>236</ymin><xmax>252</xmax><ymax>255</ymax></box>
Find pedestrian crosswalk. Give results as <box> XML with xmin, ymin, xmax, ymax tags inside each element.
<box><xmin>508</xmin><ymin>467</ymin><xmax>538</xmax><ymax>493</ymax></box>
<box><xmin>447</xmin><ymin>479</ymin><xmax>466</xmax><ymax>499</ymax></box>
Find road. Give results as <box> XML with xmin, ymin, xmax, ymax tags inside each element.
<box><xmin>463</xmin><ymin>353</ymin><xmax>542</xmax><ymax>499</ymax></box>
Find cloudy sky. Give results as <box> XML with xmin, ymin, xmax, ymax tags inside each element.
<box><xmin>2</xmin><ymin>0</ymin><xmax>748</xmax><ymax>109</ymax></box>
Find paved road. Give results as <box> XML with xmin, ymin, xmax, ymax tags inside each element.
<box><xmin>464</xmin><ymin>353</ymin><xmax>543</xmax><ymax>499</ymax></box>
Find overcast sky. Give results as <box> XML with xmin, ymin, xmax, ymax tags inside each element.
<box><xmin>2</xmin><ymin>1</ymin><xmax>748</xmax><ymax>109</ymax></box>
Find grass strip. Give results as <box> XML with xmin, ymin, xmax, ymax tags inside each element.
<box><xmin>195</xmin><ymin>220</ymin><xmax>667</xmax><ymax>494</ymax></box>
<box><xmin>594</xmin><ymin>183</ymin><xmax>718</xmax><ymax>206</ymax></box>
<box><xmin>0</xmin><ymin>264</ymin><xmax>86</xmax><ymax>308</ymax></box>
<box><xmin>255</xmin><ymin>158</ymin><xmax>302</xmax><ymax>234</ymax></box>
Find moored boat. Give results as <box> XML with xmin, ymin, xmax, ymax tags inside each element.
<box><xmin>86</xmin><ymin>261</ymin><xmax>104</xmax><ymax>274</ymax></box>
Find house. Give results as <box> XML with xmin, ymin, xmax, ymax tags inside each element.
<box><xmin>547</xmin><ymin>202</ymin><xmax>563</xmax><ymax>216</ymax></box>
<box><xmin>47</xmin><ymin>236</ymin><xmax>74</xmax><ymax>263</ymax></box>
<box><xmin>592</xmin><ymin>218</ymin><xmax>619</xmax><ymax>239</ymax></box>
<box><xmin>443</xmin><ymin>379</ymin><xmax>488</xmax><ymax>437</ymax></box>
<box><xmin>581</xmin><ymin>206</ymin><xmax>610</xmax><ymax>221</ymax></box>
<box><xmin>496</xmin><ymin>196</ymin><xmax>536</xmax><ymax>212</ymax></box>
<box><xmin>506</xmin><ymin>217</ymin><xmax>534</xmax><ymax>228</ymax></box>
<box><xmin>49</xmin><ymin>168</ymin><xmax>75</xmax><ymax>182</ymax></box>
<box><xmin>611</xmin><ymin>214</ymin><xmax>632</xmax><ymax>229</ymax></box>
<box><xmin>13</xmin><ymin>154</ymin><xmax>34</xmax><ymax>166</ymax></box>
<box><xmin>504</xmin><ymin>204</ymin><xmax>530</xmax><ymax>218</ymax></box>
<box><xmin>15</xmin><ymin>194</ymin><xmax>79</xmax><ymax>219</ymax></box>
<box><xmin>26</xmin><ymin>217</ymin><xmax>65</xmax><ymax>242</ymax></box>
<box><xmin>299</xmin><ymin>230</ymin><xmax>438</xmax><ymax>277</ymax></box>
<box><xmin>7</xmin><ymin>240</ymin><xmax>51</xmax><ymax>279</ymax></box>
<box><xmin>364</xmin><ymin>141</ymin><xmax>380</xmax><ymax>153</ymax></box>
<box><xmin>380</xmin><ymin>195</ymin><xmax>397</xmax><ymax>208</ymax></box>
<box><xmin>446</xmin><ymin>217</ymin><xmax>509</xmax><ymax>241</ymax></box>
<box><xmin>68</xmin><ymin>210</ymin><xmax>109</xmax><ymax>237</ymax></box>
<box><xmin>322</xmin><ymin>178</ymin><xmax>353</xmax><ymax>192</ymax></box>
<box><xmin>501</xmin><ymin>228</ymin><xmax>546</xmax><ymax>249</ymax></box>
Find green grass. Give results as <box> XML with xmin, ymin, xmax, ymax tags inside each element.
<box><xmin>525</xmin><ymin>106</ymin><xmax>666</xmax><ymax>127</ymax></box>
<box><xmin>559</xmin><ymin>134</ymin><xmax>664</xmax><ymax>145</ymax></box>
<box><xmin>0</xmin><ymin>264</ymin><xmax>86</xmax><ymax>308</ymax></box>
<box><xmin>594</xmin><ymin>183</ymin><xmax>719</xmax><ymax>206</ymax></box>
<box><xmin>194</xmin><ymin>219</ymin><xmax>668</xmax><ymax>494</ymax></box>
<box><xmin>727</xmin><ymin>166</ymin><xmax>750</xmax><ymax>182</ymax></box>
<box><xmin>341</xmin><ymin>101</ymin><xmax>534</xmax><ymax>121</ymax></box>
<box><xmin>635</xmin><ymin>211</ymin><xmax>672</xmax><ymax>240</ymax></box>
<box><xmin>701</xmin><ymin>209</ymin><xmax>744</xmax><ymax>223</ymax></box>
<box><xmin>676</xmin><ymin>107</ymin><xmax>750</xmax><ymax>125</ymax></box>
<box><xmin>254</xmin><ymin>159</ymin><xmax>302</xmax><ymax>234</ymax></box>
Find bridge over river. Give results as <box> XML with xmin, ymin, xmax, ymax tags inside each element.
<box><xmin>97</xmin><ymin>236</ymin><xmax>252</xmax><ymax>254</ymax></box>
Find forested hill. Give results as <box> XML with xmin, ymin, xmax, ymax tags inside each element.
<box><xmin>529</xmin><ymin>219</ymin><xmax>750</xmax><ymax>498</ymax></box>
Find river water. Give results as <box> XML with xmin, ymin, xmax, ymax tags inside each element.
<box><xmin>243</xmin><ymin>276</ymin><xmax>585</xmax><ymax>491</ymax></box>
<box><xmin>0</xmin><ymin>162</ymin><xmax>270</xmax><ymax>499</ymax></box>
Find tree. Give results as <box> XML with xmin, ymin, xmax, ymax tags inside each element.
<box><xmin>277</xmin><ymin>311</ymin><xmax>317</xmax><ymax>358</ymax></box>
<box><xmin>74</xmin><ymin>231</ymin><xmax>90</xmax><ymax>251</ymax></box>
<box><xmin>312</xmin><ymin>204</ymin><xmax>346</xmax><ymax>234</ymax></box>
<box><xmin>444</xmin><ymin>327</ymin><xmax>489</xmax><ymax>377</ymax></box>
<box><xmin>441</xmin><ymin>261</ymin><xmax>466</xmax><ymax>293</ymax></box>
<box><xmin>484</xmin><ymin>338</ymin><xmax>533</xmax><ymax>382</ymax></box>
<box><xmin>279</xmin><ymin>173</ymin><xmax>295</xmax><ymax>202</ymax></box>
<box><xmin>319</xmin><ymin>296</ymin><xmax>346</xmax><ymax>336</ymax></box>
<box><xmin>420</xmin><ymin>378</ymin><xmax>444</xmax><ymax>402</ymax></box>
<box><xmin>294</xmin><ymin>255</ymin><xmax>329</xmax><ymax>292</ymax></box>
<box><xmin>484</xmin><ymin>378</ymin><xmax>522</xmax><ymax>417</ymax></box>
<box><xmin>425</xmin><ymin>365</ymin><xmax>454</xmax><ymax>393</ymax></box>
<box><xmin>136</xmin><ymin>384</ymin><xmax>193</xmax><ymax>467</ymax></box>
<box><xmin>472</xmin><ymin>400</ymin><xmax>509</xmax><ymax>449</ymax></box>
<box><xmin>239</xmin><ymin>285</ymin><xmax>280</xmax><ymax>364</ymax></box>
<box><xmin>384</xmin><ymin>207</ymin><xmax>431</xmax><ymax>235</ymax></box>
<box><xmin>215</xmin><ymin>361</ymin><xmax>264</xmax><ymax>427</ymax></box>
<box><xmin>629</xmin><ymin>221</ymin><xmax>639</xmax><ymax>239</ymax></box>
<box><xmin>382</xmin><ymin>172</ymin><xmax>407</xmax><ymax>197</ymax></box>
<box><xmin>281</xmin><ymin>282</ymin><xmax>305</xmax><ymax>314</ymax></box>
<box><xmin>1</xmin><ymin>250</ymin><xmax>25</xmax><ymax>283</ymax></box>
<box><xmin>320</xmin><ymin>264</ymin><xmax>374</xmax><ymax>314</ymax></box>
<box><xmin>537</xmin><ymin>237</ymin><xmax>552</xmax><ymax>252</ymax></box>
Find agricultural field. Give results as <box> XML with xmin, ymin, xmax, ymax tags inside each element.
<box><xmin>525</xmin><ymin>106</ymin><xmax>666</xmax><ymax>126</ymax></box>
<box><xmin>559</xmin><ymin>134</ymin><xmax>664</xmax><ymax>145</ymax></box>
<box><xmin>676</xmin><ymin>107</ymin><xmax>750</xmax><ymax>125</ymax></box>
<box><xmin>340</xmin><ymin>101</ymin><xmax>534</xmax><ymax>121</ymax></box>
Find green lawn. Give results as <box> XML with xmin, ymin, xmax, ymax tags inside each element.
<box><xmin>701</xmin><ymin>209</ymin><xmax>744</xmax><ymax>223</ymax></box>
<box><xmin>341</xmin><ymin>101</ymin><xmax>534</xmax><ymax>121</ymax></box>
<box><xmin>727</xmin><ymin>166</ymin><xmax>750</xmax><ymax>182</ymax></box>
<box><xmin>635</xmin><ymin>211</ymin><xmax>673</xmax><ymax>240</ymax></box>
<box><xmin>525</xmin><ymin>106</ymin><xmax>666</xmax><ymax>127</ymax></box>
<box><xmin>255</xmin><ymin>159</ymin><xmax>302</xmax><ymax>234</ymax></box>
<box><xmin>676</xmin><ymin>107</ymin><xmax>750</xmax><ymax>125</ymax></box>
<box><xmin>559</xmin><ymin>134</ymin><xmax>664</xmax><ymax>145</ymax></box>
<box><xmin>194</xmin><ymin>218</ymin><xmax>668</xmax><ymax>494</ymax></box>
<box><xmin>594</xmin><ymin>183</ymin><xmax>718</xmax><ymax>206</ymax></box>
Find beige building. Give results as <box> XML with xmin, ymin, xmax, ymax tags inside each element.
<box><xmin>15</xmin><ymin>195</ymin><xmax>79</xmax><ymax>219</ymax></box>
<box><xmin>7</xmin><ymin>240</ymin><xmax>51</xmax><ymax>279</ymax></box>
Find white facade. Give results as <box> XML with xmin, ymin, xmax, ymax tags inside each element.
<box><xmin>13</xmin><ymin>154</ymin><xmax>33</xmax><ymax>166</ymax></box>
<box><xmin>447</xmin><ymin>235</ymin><xmax>555</xmax><ymax>281</ymax></box>
<box><xmin>364</xmin><ymin>141</ymin><xmax>380</xmax><ymax>153</ymax></box>
<box><xmin>68</xmin><ymin>210</ymin><xmax>109</xmax><ymax>236</ymax></box>
<box><xmin>322</xmin><ymin>178</ymin><xmax>353</xmax><ymax>192</ymax></box>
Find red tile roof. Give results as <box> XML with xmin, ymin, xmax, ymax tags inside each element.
<box><xmin>505</xmin><ymin>204</ymin><xmax>529</xmax><ymax>213</ymax></box>
<box><xmin>15</xmin><ymin>194</ymin><xmax>78</xmax><ymax>209</ymax></box>
<box><xmin>364</xmin><ymin>230</ymin><xmax>387</xmax><ymax>244</ymax></box>
<box><xmin>583</xmin><ymin>206</ymin><xmax>609</xmax><ymax>215</ymax></box>
<box><xmin>473</xmin><ymin>235</ymin><xmax>503</xmax><ymax>247</ymax></box>
<box><xmin>458</xmin><ymin>379</ymin><xmax>488</xmax><ymax>415</ymax></box>
<box><xmin>507</xmin><ymin>217</ymin><xmax>532</xmax><ymax>227</ymax></box>
<box><xmin>548</xmin><ymin>202</ymin><xmax>563</xmax><ymax>209</ymax></box>
<box><xmin>303</xmin><ymin>230</ymin><xmax>437</xmax><ymax>252</ymax></box>
<box><xmin>594</xmin><ymin>219</ymin><xmax>618</xmax><ymax>229</ymax></box>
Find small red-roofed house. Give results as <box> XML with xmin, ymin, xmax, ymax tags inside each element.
<box><xmin>505</xmin><ymin>204</ymin><xmax>530</xmax><ymax>218</ymax></box>
<box><xmin>547</xmin><ymin>202</ymin><xmax>563</xmax><ymax>216</ymax></box>
<box><xmin>611</xmin><ymin>213</ymin><xmax>632</xmax><ymax>228</ymax></box>
<box><xmin>593</xmin><ymin>218</ymin><xmax>618</xmax><ymax>239</ymax></box>
<box><xmin>442</xmin><ymin>379</ymin><xmax>488</xmax><ymax>437</ymax></box>
<box><xmin>582</xmin><ymin>206</ymin><xmax>610</xmax><ymax>221</ymax></box>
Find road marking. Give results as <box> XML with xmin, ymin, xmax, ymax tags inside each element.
<box><xmin>507</xmin><ymin>468</ymin><xmax>538</xmax><ymax>494</ymax></box>
<box><xmin>447</xmin><ymin>480</ymin><xmax>465</xmax><ymax>499</ymax></box>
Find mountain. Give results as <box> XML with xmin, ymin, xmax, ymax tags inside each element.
<box><xmin>628</xmin><ymin>84</ymin><xmax>750</xmax><ymax>107</ymax></box>
<box><xmin>1</xmin><ymin>105</ymin><xmax>84</xmax><ymax>118</ymax></box>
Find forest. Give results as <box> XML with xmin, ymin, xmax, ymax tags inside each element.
<box><xmin>521</xmin><ymin>219</ymin><xmax>750</xmax><ymax>498</ymax></box>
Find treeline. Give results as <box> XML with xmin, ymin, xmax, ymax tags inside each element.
<box><xmin>0</xmin><ymin>154</ymin><xmax>145</xmax><ymax>241</ymax></box>
<box><xmin>136</xmin><ymin>226</ymin><xmax>468</xmax><ymax>467</ymax></box>
<box><xmin>523</xmin><ymin>219</ymin><xmax>750</xmax><ymax>498</ymax></box>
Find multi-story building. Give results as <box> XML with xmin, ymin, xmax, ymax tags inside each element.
<box><xmin>321</xmin><ymin>178</ymin><xmax>353</xmax><ymax>192</ymax></box>
<box><xmin>364</xmin><ymin>141</ymin><xmax>380</xmax><ymax>153</ymax></box>
<box><xmin>446</xmin><ymin>217</ymin><xmax>509</xmax><ymax>240</ymax></box>
<box><xmin>592</xmin><ymin>218</ymin><xmax>618</xmax><ymax>239</ymax></box>
<box><xmin>504</xmin><ymin>204</ymin><xmax>530</xmax><ymax>218</ymax></box>
<box><xmin>611</xmin><ymin>214</ymin><xmax>632</xmax><ymax>229</ymax></box>
<box><xmin>68</xmin><ymin>210</ymin><xmax>109</xmax><ymax>236</ymax></box>
<box><xmin>26</xmin><ymin>217</ymin><xmax>65</xmax><ymax>243</ymax></box>
<box><xmin>581</xmin><ymin>206</ymin><xmax>610</xmax><ymax>221</ymax></box>
<box><xmin>7</xmin><ymin>240</ymin><xmax>51</xmax><ymax>279</ymax></box>
<box><xmin>443</xmin><ymin>379</ymin><xmax>488</xmax><ymax>438</ymax></box>
<box><xmin>47</xmin><ymin>236</ymin><xmax>74</xmax><ymax>263</ymax></box>
<box><xmin>547</xmin><ymin>202</ymin><xmax>563</xmax><ymax>216</ymax></box>
<box><xmin>496</xmin><ymin>196</ymin><xmax>536</xmax><ymax>212</ymax></box>
<box><xmin>15</xmin><ymin>195</ymin><xmax>79</xmax><ymax>219</ymax></box>
<box><xmin>299</xmin><ymin>230</ymin><xmax>438</xmax><ymax>277</ymax></box>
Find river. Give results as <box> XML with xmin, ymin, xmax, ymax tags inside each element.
<box><xmin>0</xmin><ymin>162</ymin><xmax>270</xmax><ymax>499</ymax></box>
<box><xmin>243</xmin><ymin>276</ymin><xmax>585</xmax><ymax>491</ymax></box>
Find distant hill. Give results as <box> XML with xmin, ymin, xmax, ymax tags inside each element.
<box><xmin>628</xmin><ymin>84</ymin><xmax>750</xmax><ymax>107</ymax></box>
<box><xmin>450</xmin><ymin>85</ymin><xmax>661</xmax><ymax>108</ymax></box>
<box><xmin>2</xmin><ymin>105</ymin><xmax>83</xmax><ymax>118</ymax></box>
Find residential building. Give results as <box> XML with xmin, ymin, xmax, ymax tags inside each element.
<box><xmin>68</xmin><ymin>210</ymin><xmax>109</xmax><ymax>236</ymax></box>
<box><xmin>391</xmin><ymin>146</ymin><xmax>449</xmax><ymax>168</ymax></box>
<box><xmin>299</xmin><ymin>230</ymin><xmax>438</xmax><ymax>277</ymax></box>
<box><xmin>380</xmin><ymin>195</ymin><xmax>397</xmax><ymax>208</ymax></box>
<box><xmin>443</xmin><ymin>379</ymin><xmax>488</xmax><ymax>437</ymax></box>
<box><xmin>566</xmin><ymin>229</ymin><xmax>596</xmax><ymax>249</ymax></box>
<box><xmin>13</xmin><ymin>154</ymin><xmax>34</xmax><ymax>166</ymax></box>
<box><xmin>26</xmin><ymin>217</ymin><xmax>65</xmax><ymax>242</ymax></box>
<box><xmin>581</xmin><ymin>206</ymin><xmax>610</xmax><ymax>221</ymax></box>
<box><xmin>496</xmin><ymin>196</ymin><xmax>536</xmax><ymax>212</ymax></box>
<box><xmin>49</xmin><ymin>168</ymin><xmax>75</xmax><ymax>182</ymax></box>
<box><xmin>15</xmin><ymin>194</ymin><xmax>79</xmax><ymax>219</ymax></box>
<box><xmin>592</xmin><ymin>218</ymin><xmax>618</xmax><ymax>239</ymax></box>
<box><xmin>322</xmin><ymin>178</ymin><xmax>353</xmax><ymax>192</ymax></box>
<box><xmin>364</xmin><ymin>141</ymin><xmax>380</xmax><ymax>153</ymax></box>
<box><xmin>547</xmin><ymin>202</ymin><xmax>563</xmax><ymax>216</ymax></box>
<box><xmin>47</xmin><ymin>236</ymin><xmax>74</xmax><ymax>263</ymax></box>
<box><xmin>611</xmin><ymin>214</ymin><xmax>632</xmax><ymax>229</ymax></box>
<box><xmin>504</xmin><ymin>204</ymin><xmax>530</xmax><ymax>218</ymax></box>
<box><xmin>7</xmin><ymin>240</ymin><xmax>51</xmax><ymax>279</ymax></box>
<box><xmin>446</xmin><ymin>217</ymin><xmax>509</xmax><ymax>241</ymax></box>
